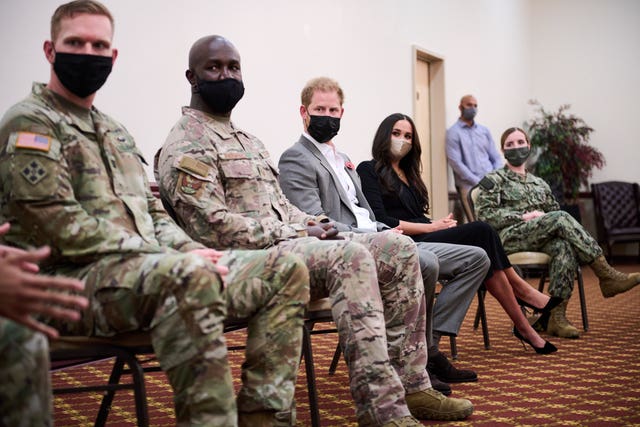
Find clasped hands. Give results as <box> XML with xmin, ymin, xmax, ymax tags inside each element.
<box><xmin>306</xmin><ymin>220</ymin><xmax>343</xmax><ymax>240</ymax></box>
<box><xmin>0</xmin><ymin>223</ymin><xmax>88</xmax><ymax>339</ymax></box>
<box><xmin>522</xmin><ymin>210</ymin><xmax>545</xmax><ymax>221</ymax></box>
<box><xmin>431</xmin><ymin>213</ymin><xmax>458</xmax><ymax>231</ymax></box>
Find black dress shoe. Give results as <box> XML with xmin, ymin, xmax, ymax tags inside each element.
<box><xmin>427</xmin><ymin>369</ymin><xmax>451</xmax><ymax>396</ymax></box>
<box><xmin>427</xmin><ymin>350</ymin><xmax>478</xmax><ymax>383</ymax></box>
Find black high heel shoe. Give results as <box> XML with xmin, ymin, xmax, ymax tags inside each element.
<box><xmin>513</xmin><ymin>327</ymin><xmax>558</xmax><ymax>354</ymax></box>
<box><xmin>516</xmin><ymin>296</ymin><xmax>563</xmax><ymax>313</ymax></box>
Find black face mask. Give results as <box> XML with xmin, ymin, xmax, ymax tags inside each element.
<box><xmin>307</xmin><ymin>115</ymin><xmax>340</xmax><ymax>143</ymax></box>
<box><xmin>504</xmin><ymin>146</ymin><xmax>531</xmax><ymax>167</ymax></box>
<box><xmin>53</xmin><ymin>52</ymin><xmax>113</xmax><ymax>98</ymax></box>
<box><xmin>196</xmin><ymin>78</ymin><xmax>245</xmax><ymax>114</ymax></box>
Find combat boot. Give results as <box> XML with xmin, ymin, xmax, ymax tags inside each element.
<box><xmin>589</xmin><ymin>255</ymin><xmax>640</xmax><ymax>298</ymax></box>
<box><xmin>238</xmin><ymin>409</ymin><xmax>294</xmax><ymax>427</ymax></box>
<box><xmin>382</xmin><ymin>415</ymin><xmax>423</xmax><ymax>427</ymax></box>
<box><xmin>546</xmin><ymin>300</ymin><xmax>579</xmax><ymax>339</ymax></box>
<box><xmin>405</xmin><ymin>388</ymin><xmax>473</xmax><ymax>421</ymax></box>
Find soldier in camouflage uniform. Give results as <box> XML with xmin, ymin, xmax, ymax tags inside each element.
<box><xmin>0</xmin><ymin>222</ymin><xmax>88</xmax><ymax>427</ymax></box>
<box><xmin>155</xmin><ymin>35</ymin><xmax>474</xmax><ymax>426</ymax></box>
<box><xmin>476</xmin><ymin>127</ymin><xmax>640</xmax><ymax>338</ymax></box>
<box><xmin>0</xmin><ymin>2</ymin><xmax>309</xmax><ymax>426</ymax></box>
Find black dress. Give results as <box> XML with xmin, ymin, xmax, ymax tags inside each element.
<box><xmin>357</xmin><ymin>160</ymin><xmax>510</xmax><ymax>272</ymax></box>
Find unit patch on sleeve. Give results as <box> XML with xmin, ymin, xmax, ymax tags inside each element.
<box><xmin>179</xmin><ymin>173</ymin><xmax>203</xmax><ymax>194</ymax></box>
<box><xmin>20</xmin><ymin>159</ymin><xmax>48</xmax><ymax>185</ymax></box>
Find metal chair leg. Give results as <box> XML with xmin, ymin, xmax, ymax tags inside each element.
<box><xmin>477</xmin><ymin>289</ymin><xmax>490</xmax><ymax>350</ymax></box>
<box><xmin>537</xmin><ymin>272</ymin><xmax>547</xmax><ymax>292</ymax></box>
<box><xmin>95</xmin><ymin>357</ymin><xmax>125</xmax><ymax>427</ymax></box>
<box><xmin>95</xmin><ymin>350</ymin><xmax>149</xmax><ymax>427</ymax></box>
<box><xmin>128</xmin><ymin>355</ymin><xmax>150</xmax><ymax>427</ymax></box>
<box><xmin>328</xmin><ymin>343</ymin><xmax>341</xmax><ymax>375</ymax></box>
<box><xmin>576</xmin><ymin>267</ymin><xmax>589</xmax><ymax>331</ymax></box>
<box><xmin>302</xmin><ymin>325</ymin><xmax>320</xmax><ymax>427</ymax></box>
<box><xmin>449</xmin><ymin>336</ymin><xmax>458</xmax><ymax>360</ymax></box>
<box><xmin>471</xmin><ymin>288</ymin><xmax>490</xmax><ymax>351</ymax></box>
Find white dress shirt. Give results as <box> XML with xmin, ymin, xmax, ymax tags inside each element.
<box><xmin>305</xmin><ymin>132</ymin><xmax>377</xmax><ymax>231</ymax></box>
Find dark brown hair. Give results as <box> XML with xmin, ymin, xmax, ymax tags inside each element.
<box><xmin>500</xmin><ymin>126</ymin><xmax>529</xmax><ymax>149</ymax></box>
<box><xmin>371</xmin><ymin>113</ymin><xmax>430</xmax><ymax>214</ymax></box>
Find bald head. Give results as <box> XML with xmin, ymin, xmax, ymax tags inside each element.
<box><xmin>459</xmin><ymin>94</ymin><xmax>477</xmax><ymax>107</ymax></box>
<box><xmin>188</xmin><ymin>35</ymin><xmax>238</xmax><ymax>69</ymax></box>
<box><xmin>186</xmin><ymin>35</ymin><xmax>243</xmax><ymax>117</ymax></box>
<box><xmin>458</xmin><ymin>94</ymin><xmax>478</xmax><ymax>123</ymax></box>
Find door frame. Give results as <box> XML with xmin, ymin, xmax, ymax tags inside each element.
<box><xmin>412</xmin><ymin>46</ymin><xmax>447</xmax><ymax>220</ymax></box>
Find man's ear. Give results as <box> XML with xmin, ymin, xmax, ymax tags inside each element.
<box><xmin>111</xmin><ymin>48</ymin><xmax>118</xmax><ymax>65</ymax></box>
<box><xmin>186</xmin><ymin>69</ymin><xmax>199</xmax><ymax>93</ymax></box>
<box><xmin>299</xmin><ymin>105</ymin><xmax>307</xmax><ymax>119</ymax></box>
<box><xmin>186</xmin><ymin>69</ymin><xmax>196</xmax><ymax>85</ymax></box>
<box><xmin>43</xmin><ymin>40</ymin><xmax>55</xmax><ymax>64</ymax></box>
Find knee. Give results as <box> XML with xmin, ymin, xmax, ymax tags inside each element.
<box><xmin>277</xmin><ymin>253</ymin><xmax>310</xmax><ymax>301</ymax></box>
<box><xmin>470</xmin><ymin>247</ymin><xmax>491</xmax><ymax>270</ymax></box>
<box><xmin>169</xmin><ymin>254</ymin><xmax>225</xmax><ymax>302</ymax></box>
<box><xmin>340</xmin><ymin>240</ymin><xmax>372</xmax><ymax>259</ymax></box>
<box><xmin>545</xmin><ymin>210</ymin><xmax>573</xmax><ymax>224</ymax></box>
<box><xmin>417</xmin><ymin>247</ymin><xmax>439</xmax><ymax>278</ymax></box>
<box><xmin>383</xmin><ymin>233</ymin><xmax>421</xmax><ymax>268</ymax></box>
<box><xmin>391</xmin><ymin>231</ymin><xmax>419</xmax><ymax>252</ymax></box>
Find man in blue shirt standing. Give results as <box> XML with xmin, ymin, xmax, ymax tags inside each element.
<box><xmin>446</xmin><ymin>94</ymin><xmax>503</xmax><ymax>220</ymax></box>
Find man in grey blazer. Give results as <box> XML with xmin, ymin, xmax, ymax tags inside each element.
<box><xmin>279</xmin><ymin>77</ymin><xmax>490</xmax><ymax>392</ymax></box>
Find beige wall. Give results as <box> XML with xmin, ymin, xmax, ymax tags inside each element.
<box><xmin>1</xmin><ymin>0</ymin><xmax>638</xmax><ymax>204</ymax></box>
<box><xmin>530</xmin><ymin>0</ymin><xmax>640</xmax><ymax>185</ymax></box>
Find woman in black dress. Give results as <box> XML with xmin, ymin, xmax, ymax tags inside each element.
<box><xmin>357</xmin><ymin>113</ymin><xmax>560</xmax><ymax>354</ymax></box>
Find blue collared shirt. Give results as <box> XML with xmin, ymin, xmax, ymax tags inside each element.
<box><xmin>445</xmin><ymin>119</ymin><xmax>504</xmax><ymax>190</ymax></box>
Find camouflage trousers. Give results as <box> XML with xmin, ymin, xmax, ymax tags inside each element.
<box><xmin>500</xmin><ymin>210</ymin><xmax>603</xmax><ymax>299</ymax></box>
<box><xmin>51</xmin><ymin>249</ymin><xmax>308</xmax><ymax>427</ymax></box>
<box><xmin>0</xmin><ymin>319</ymin><xmax>51</xmax><ymax>427</ymax></box>
<box><xmin>276</xmin><ymin>231</ymin><xmax>429</xmax><ymax>426</ymax></box>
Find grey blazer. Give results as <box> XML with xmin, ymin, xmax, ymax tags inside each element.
<box><xmin>278</xmin><ymin>136</ymin><xmax>388</xmax><ymax>232</ymax></box>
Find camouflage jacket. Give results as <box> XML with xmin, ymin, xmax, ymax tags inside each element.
<box><xmin>0</xmin><ymin>83</ymin><xmax>203</xmax><ymax>271</ymax></box>
<box><xmin>475</xmin><ymin>166</ymin><xmax>560</xmax><ymax>236</ymax></box>
<box><xmin>155</xmin><ymin>107</ymin><xmax>315</xmax><ymax>250</ymax></box>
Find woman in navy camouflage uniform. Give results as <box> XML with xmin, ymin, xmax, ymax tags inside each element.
<box><xmin>476</xmin><ymin>127</ymin><xmax>640</xmax><ymax>339</ymax></box>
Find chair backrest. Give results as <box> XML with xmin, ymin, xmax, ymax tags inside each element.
<box><xmin>467</xmin><ymin>184</ymin><xmax>481</xmax><ymax>221</ymax></box>
<box><xmin>591</xmin><ymin>181</ymin><xmax>640</xmax><ymax>232</ymax></box>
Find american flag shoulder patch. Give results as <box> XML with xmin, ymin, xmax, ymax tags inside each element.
<box><xmin>15</xmin><ymin>132</ymin><xmax>51</xmax><ymax>152</ymax></box>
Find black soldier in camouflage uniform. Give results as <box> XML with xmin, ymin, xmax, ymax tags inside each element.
<box><xmin>155</xmin><ymin>35</ymin><xmax>474</xmax><ymax>426</ymax></box>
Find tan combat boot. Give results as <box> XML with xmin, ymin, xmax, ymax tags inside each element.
<box><xmin>405</xmin><ymin>388</ymin><xmax>473</xmax><ymax>421</ymax></box>
<box><xmin>546</xmin><ymin>300</ymin><xmax>580</xmax><ymax>339</ymax></box>
<box><xmin>589</xmin><ymin>255</ymin><xmax>640</xmax><ymax>298</ymax></box>
<box><xmin>382</xmin><ymin>415</ymin><xmax>423</xmax><ymax>427</ymax></box>
<box><xmin>238</xmin><ymin>409</ymin><xmax>294</xmax><ymax>427</ymax></box>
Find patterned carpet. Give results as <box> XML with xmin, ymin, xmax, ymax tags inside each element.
<box><xmin>52</xmin><ymin>265</ymin><xmax>640</xmax><ymax>426</ymax></box>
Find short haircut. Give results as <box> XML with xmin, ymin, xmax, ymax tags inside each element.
<box><xmin>51</xmin><ymin>0</ymin><xmax>114</xmax><ymax>41</ymax></box>
<box><xmin>300</xmin><ymin>77</ymin><xmax>344</xmax><ymax>107</ymax></box>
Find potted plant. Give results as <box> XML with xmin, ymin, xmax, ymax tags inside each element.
<box><xmin>526</xmin><ymin>100</ymin><xmax>605</xmax><ymax>221</ymax></box>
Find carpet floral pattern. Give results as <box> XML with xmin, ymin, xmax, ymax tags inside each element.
<box><xmin>52</xmin><ymin>266</ymin><xmax>640</xmax><ymax>426</ymax></box>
